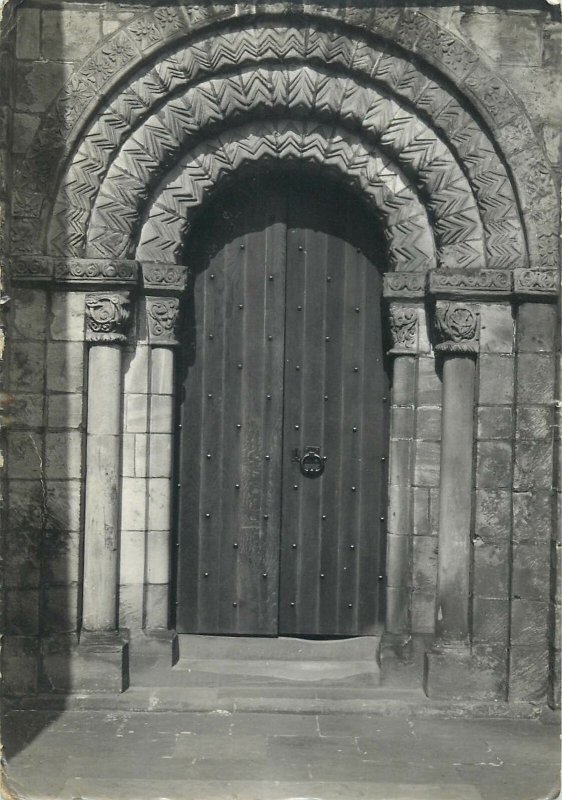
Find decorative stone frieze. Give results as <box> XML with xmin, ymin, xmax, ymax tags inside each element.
<box><xmin>141</xmin><ymin>263</ymin><xmax>190</xmax><ymax>295</ymax></box>
<box><xmin>430</xmin><ymin>270</ymin><xmax>511</xmax><ymax>298</ymax></box>
<box><xmin>433</xmin><ymin>301</ymin><xmax>480</xmax><ymax>354</ymax></box>
<box><xmin>513</xmin><ymin>269</ymin><xmax>558</xmax><ymax>298</ymax></box>
<box><xmin>387</xmin><ymin>303</ymin><xmax>420</xmax><ymax>355</ymax></box>
<box><xmin>383</xmin><ymin>273</ymin><xmax>427</xmax><ymax>300</ymax></box>
<box><xmin>146</xmin><ymin>296</ymin><xmax>181</xmax><ymax>346</ymax></box>
<box><xmin>85</xmin><ymin>291</ymin><xmax>132</xmax><ymax>343</ymax></box>
<box><xmin>10</xmin><ymin>257</ymin><xmax>138</xmax><ymax>285</ymax></box>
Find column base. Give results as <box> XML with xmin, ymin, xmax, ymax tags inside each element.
<box><xmin>424</xmin><ymin>642</ymin><xmax>506</xmax><ymax>701</ymax></box>
<box><xmin>379</xmin><ymin>633</ymin><xmax>433</xmax><ymax>689</ymax></box>
<box><xmin>41</xmin><ymin>631</ymin><xmax>129</xmax><ymax>693</ymax></box>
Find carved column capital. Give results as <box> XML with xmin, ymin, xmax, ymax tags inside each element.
<box><xmin>146</xmin><ymin>296</ymin><xmax>181</xmax><ymax>346</ymax></box>
<box><xmin>433</xmin><ymin>301</ymin><xmax>480</xmax><ymax>355</ymax></box>
<box><xmin>387</xmin><ymin>303</ymin><xmax>419</xmax><ymax>355</ymax></box>
<box><xmin>85</xmin><ymin>291</ymin><xmax>131</xmax><ymax>343</ymax></box>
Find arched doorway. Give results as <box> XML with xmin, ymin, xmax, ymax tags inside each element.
<box><xmin>175</xmin><ymin>172</ymin><xmax>389</xmax><ymax>637</ymax></box>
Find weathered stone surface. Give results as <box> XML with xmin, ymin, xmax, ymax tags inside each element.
<box><xmin>123</xmin><ymin>346</ymin><xmax>149</xmax><ymax>395</ymax></box>
<box><xmin>479</xmin><ymin>304</ymin><xmax>513</xmax><ymax>354</ymax></box>
<box><xmin>511</xmin><ymin>599</ymin><xmax>549</xmax><ymax>646</ymax></box>
<box><xmin>478</xmin><ymin>355</ymin><xmax>514</xmax><ymax>404</ymax></box>
<box><xmin>121</xmin><ymin>477</ymin><xmax>148</xmax><ymax>531</ymax></box>
<box><xmin>516</xmin><ymin>354</ymin><xmax>555</xmax><ymax>404</ymax></box>
<box><xmin>5</xmin><ymin>588</ymin><xmax>40</xmax><ymax>634</ymax></box>
<box><xmin>146</xmin><ymin>531</ymin><xmax>171</xmax><ymax>585</ymax></box>
<box><xmin>47</xmin><ymin>393</ymin><xmax>84</xmax><ymax>429</ymax></box>
<box><xmin>517</xmin><ymin>303</ymin><xmax>557</xmax><ymax>353</ymax></box>
<box><xmin>476</xmin><ymin>441</ymin><xmax>513</xmax><ymax>489</ymax></box>
<box><xmin>49</xmin><ymin>292</ymin><xmax>85</xmax><ymax>341</ymax></box>
<box><xmin>512</xmin><ymin>542</ymin><xmax>551</xmax><ymax>601</ymax></box>
<box><xmin>42</xmin><ymin>585</ymin><xmax>80</xmax><ymax>633</ymax></box>
<box><xmin>148</xmin><ymin>478</ymin><xmax>172</xmax><ymax>531</ymax></box>
<box><xmin>412</xmin><ymin>487</ymin><xmax>430</xmax><ymax>537</ymax></box>
<box><xmin>390</xmin><ymin>407</ymin><xmax>414</xmax><ymax>440</ymax></box>
<box><xmin>411</xmin><ymin>590</ymin><xmax>436</xmax><ymax>634</ymax></box>
<box><xmin>425</xmin><ymin>645</ymin><xmax>506</xmax><ymax>701</ymax></box>
<box><xmin>473</xmin><ymin>597</ymin><xmax>509</xmax><ymax>645</ymax></box>
<box><xmin>389</xmin><ymin>439</ymin><xmax>411</xmax><ymax>487</ymax></box>
<box><xmin>416</xmin><ymin>408</ymin><xmax>441</xmax><ymax>441</ymax></box>
<box><xmin>412</xmin><ymin>536</ymin><xmax>438</xmax><ymax>591</ymax></box>
<box><xmin>149</xmin><ymin>395</ymin><xmax>174</xmax><ymax>434</ymax></box>
<box><xmin>514</xmin><ymin>439</ymin><xmax>553</xmax><ymax>491</ymax></box>
<box><xmin>417</xmin><ymin>358</ymin><xmax>442</xmax><ymax>406</ymax></box>
<box><xmin>475</xmin><ymin>489</ymin><xmax>511</xmax><ymax>543</ymax></box>
<box><xmin>516</xmin><ymin>406</ymin><xmax>552</xmax><ymax>440</ymax></box>
<box><xmin>386</xmin><ymin>533</ymin><xmax>410</xmax><ymax>587</ymax></box>
<box><xmin>45</xmin><ymin>431</ymin><xmax>83</xmax><ymax>479</ymax></box>
<box><xmin>2</xmin><ymin>636</ymin><xmax>38</xmax><ymax>695</ymax></box>
<box><xmin>119</xmin><ymin>529</ymin><xmax>146</xmax><ymax>585</ymax></box>
<box><xmin>42</xmin><ymin>8</ymin><xmax>102</xmax><ymax>62</ymax></box>
<box><xmin>413</xmin><ymin>441</ymin><xmax>440</xmax><ymax>487</ymax></box>
<box><xmin>46</xmin><ymin>480</ymin><xmax>82</xmax><ymax>531</ymax></box>
<box><xmin>7</xmin><ymin>431</ymin><xmax>43</xmax><ymax>479</ymax></box>
<box><xmin>125</xmin><ymin>393</ymin><xmax>149</xmax><ymax>433</ymax></box>
<box><xmin>509</xmin><ymin>645</ymin><xmax>549</xmax><ymax>702</ymax></box>
<box><xmin>42</xmin><ymin>632</ymin><xmax>129</xmax><ymax>692</ymax></box>
<box><xmin>144</xmin><ymin>584</ymin><xmax>169</xmax><ymax>629</ymax></box>
<box><xmin>473</xmin><ymin>541</ymin><xmax>509</xmax><ymax>597</ymax></box>
<box><xmin>392</xmin><ymin>356</ymin><xmax>416</xmax><ymax>406</ymax></box>
<box><xmin>15</xmin><ymin>8</ymin><xmax>41</xmax><ymax>60</ymax></box>
<box><xmin>9</xmin><ymin>341</ymin><xmax>45</xmax><ymax>391</ymax></box>
<box><xmin>43</xmin><ymin>529</ymin><xmax>80</xmax><ymax>585</ymax></box>
<box><xmin>10</xmin><ymin>392</ymin><xmax>44</xmax><ymax>428</ymax></box>
<box><xmin>46</xmin><ymin>342</ymin><xmax>84</xmax><ymax>393</ymax></box>
<box><xmin>477</xmin><ymin>407</ymin><xmax>512</xmax><ymax>440</ymax></box>
<box><xmin>387</xmin><ymin>485</ymin><xmax>409</xmax><ymax>536</ymax></box>
<box><xmin>513</xmin><ymin>491</ymin><xmax>553</xmax><ymax>543</ymax></box>
<box><xmin>148</xmin><ymin>434</ymin><xmax>173</xmax><ymax>478</ymax></box>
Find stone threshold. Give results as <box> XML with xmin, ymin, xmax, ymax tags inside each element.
<box><xmin>5</xmin><ymin>687</ymin><xmax>558</xmax><ymax>723</ymax></box>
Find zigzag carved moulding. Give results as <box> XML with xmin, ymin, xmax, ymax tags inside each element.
<box><xmin>121</xmin><ymin>120</ymin><xmax>437</xmax><ymax>271</ymax></box>
<box><xmin>41</xmin><ymin>22</ymin><xmax>527</xmax><ymax>272</ymax></box>
<box><xmin>64</xmin><ymin>68</ymin><xmax>487</xmax><ymax>269</ymax></box>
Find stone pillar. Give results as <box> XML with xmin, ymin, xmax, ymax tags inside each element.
<box><xmin>80</xmin><ymin>291</ymin><xmax>132</xmax><ymax>691</ymax></box>
<box><xmin>425</xmin><ymin>300</ymin><xmax>481</xmax><ymax>696</ymax></box>
<box><xmin>145</xmin><ymin>296</ymin><xmax>180</xmax><ymax>631</ymax></box>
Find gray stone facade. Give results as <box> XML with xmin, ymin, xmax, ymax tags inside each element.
<box><xmin>0</xmin><ymin>0</ymin><xmax>560</xmax><ymax>707</ymax></box>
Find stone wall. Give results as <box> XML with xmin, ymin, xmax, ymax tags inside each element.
<box><xmin>0</xmin><ymin>0</ymin><xmax>560</xmax><ymax>705</ymax></box>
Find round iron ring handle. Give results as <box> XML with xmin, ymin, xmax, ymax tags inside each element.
<box><xmin>300</xmin><ymin>449</ymin><xmax>325</xmax><ymax>477</ymax></box>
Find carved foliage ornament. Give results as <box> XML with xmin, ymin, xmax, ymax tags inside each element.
<box><xmin>146</xmin><ymin>297</ymin><xmax>180</xmax><ymax>346</ymax></box>
<box><xmin>434</xmin><ymin>302</ymin><xmax>480</xmax><ymax>354</ymax></box>
<box><xmin>388</xmin><ymin>304</ymin><xmax>419</xmax><ymax>353</ymax></box>
<box><xmin>85</xmin><ymin>292</ymin><xmax>131</xmax><ymax>343</ymax></box>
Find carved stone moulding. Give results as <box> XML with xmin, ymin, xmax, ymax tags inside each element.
<box><xmin>10</xmin><ymin>257</ymin><xmax>138</xmax><ymax>286</ymax></box>
<box><xmin>433</xmin><ymin>301</ymin><xmax>480</xmax><ymax>355</ymax></box>
<box><xmin>387</xmin><ymin>302</ymin><xmax>420</xmax><ymax>355</ymax></box>
<box><xmin>383</xmin><ymin>272</ymin><xmax>427</xmax><ymax>300</ymax></box>
<box><xmin>513</xmin><ymin>269</ymin><xmax>559</xmax><ymax>299</ymax></box>
<box><xmin>141</xmin><ymin>263</ymin><xmax>191</xmax><ymax>295</ymax></box>
<box><xmin>430</xmin><ymin>270</ymin><xmax>511</xmax><ymax>299</ymax></box>
<box><xmin>85</xmin><ymin>291</ymin><xmax>132</xmax><ymax>344</ymax></box>
<box><xmin>146</xmin><ymin>296</ymin><xmax>181</xmax><ymax>347</ymax></box>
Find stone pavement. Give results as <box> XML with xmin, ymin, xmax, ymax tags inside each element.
<box><xmin>2</xmin><ymin>709</ymin><xmax>560</xmax><ymax>800</ymax></box>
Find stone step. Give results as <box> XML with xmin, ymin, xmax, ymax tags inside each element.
<box><xmin>177</xmin><ymin>635</ymin><xmax>380</xmax><ymax>662</ymax></box>
<box><xmin>172</xmin><ymin>658</ymin><xmax>379</xmax><ymax>685</ymax></box>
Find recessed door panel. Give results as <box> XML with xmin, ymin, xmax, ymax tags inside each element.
<box><xmin>176</xmin><ymin>173</ymin><xmax>387</xmax><ymax>636</ymax></box>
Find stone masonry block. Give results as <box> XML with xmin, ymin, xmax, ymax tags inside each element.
<box><xmin>49</xmin><ymin>292</ymin><xmax>86</xmax><ymax>341</ymax></box>
<box><xmin>148</xmin><ymin>478</ymin><xmax>172</xmax><ymax>531</ymax></box>
<box><xmin>517</xmin><ymin>354</ymin><xmax>555</xmax><ymax>404</ymax></box>
<box><xmin>416</xmin><ymin>407</ymin><xmax>441</xmax><ymax>441</ymax></box>
<box><xmin>11</xmin><ymin>393</ymin><xmax>44</xmax><ymax>428</ymax></box>
<box><xmin>516</xmin><ymin>406</ymin><xmax>552</xmax><ymax>440</ymax></box>
<box><xmin>411</xmin><ymin>590</ymin><xmax>435</xmax><ymax>634</ymax></box>
<box><xmin>391</xmin><ymin>356</ymin><xmax>415</xmax><ymax>406</ymax></box>
<box><xmin>10</xmin><ymin>341</ymin><xmax>45</xmax><ymax>392</ymax></box>
<box><xmin>41</xmin><ymin>632</ymin><xmax>128</xmax><ymax>692</ymax></box>
<box><xmin>477</xmin><ymin>407</ymin><xmax>512</xmax><ymax>440</ymax></box>
<box><xmin>8</xmin><ymin>479</ymin><xmax>44</xmax><ymax>529</ymax></box>
<box><xmin>386</xmin><ymin>533</ymin><xmax>409</xmax><ymax>587</ymax></box>
<box><xmin>509</xmin><ymin>645</ymin><xmax>548</xmax><ymax>702</ymax></box>
<box><xmin>46</xmin><ymin>342</ymin><xmax>84</xmax><ymax>393</ymax></box>
<box><xmin>145</xmin><ymin>584</ymin><xmax>169</xmax><ymax>629</ymax></box>
<box><xmin>121</xmin><ymin>477</ymin><xmax>148</xmax><ymax>531</ymax></box>
<box><xmin>147</xmin><ymin>530</ymin><xmax>171</xmax><ymax>584</ymax></box>
<box><xmin>119</xmin><ymin>583</ymin><xmax>144</xmax><ymax>631</ymax></box>
<box><xmin>473</xmin><ymin>541</ymin><xmax>509</xmax><ymax>597</ymax></box>
<box><xmin>43</xmin><ymin>530</ymin><xmax>80</xmax><ymax>586</ymax></box>
<box><xmin>512</xmin><ymin>541</ymin><xmax>551</xmax><ymax>601</ymax></box>
<box><xmin>123</xmin><ymin>346</ymin><xmax>149</xmax><ymax>395</ymax></box>
<box><xmin>125</xmin><ymin>393</ymin><xmax>149</xmax><ymax>433</ymax></box>
<box><xmin>5</xmin><ymin>589</ymin><xmax>39</xmax><ymax>634</ymax></box>
<box><xmin>517</xmin><ymin>303</ymin><xmax>557</xmax><ymax>352</ymax></box>
<box><xmin>46</xmin><ymin>480</ymin><xmax>82</xmax><ymax>531</ymax></box>
<box><xmin>16</xmin><ymin>8</ymin><xmax>40</xmax><ymax>59</ymax></box>
<box><xmin>4</xmin><ymin>526</ymin><xmax>41</xmax><ymax>588</ymax></box>
<box><xmin>412</xmin><ymin>536</ymin><xmax>438</xmax><ymax>591</ymax></box>
<box><xmin>45</xmin><ymin>431</ymin><xmax>83</xmax><ymax>480</ymax></box>
<box><xmin>417</xmin><ymin>357</ymin><xmax>442</xmax><ymax>406</ymax></box>
<box><xmin>412</xmin><ymin>487</ymin><xmax>430</xmax><ymax>536</ymax></box>
<box><xmin>150</xmin><ymin>395</ymin><xmax>174</xmax><ymax>433</ymax></box>
<box><xmin>2</xmin><ymin>636</ymin><xmax>39</xmax><ymax>695</ymax></box>
<box><xmin>514</xmin><ymin>439</ymin><xmax>553</xmax><ymax>490</ymax></box>
<box><xmin>479</xmin><ymin>303</ymin><xmax>513</xmax><ymax>354</ymax></box>
<box><xmin>478</xmin><ymin>355</ymin><xmax>514</xmax><ymax>404</ymax></box>
<box><xmin>385</xmin><ymin>586</ymin><xmax>409</xmax><ymax>634</ymax></box>
<box><xmin>413</xmin><ymin>441</ymin><xmax>440</xmax><ymax>487</ymax></box>
<box><xmin>122</xmin><ymin>433</ymin><xmax>136</xmax><ymax>478</ymax></box>
<box><xmin>390</xmin><ymin>407</ymin><xmax>414</xmax><ymax>439</ymax></box>
<box><xmin>476</xmin><ymin>441</ymin><xmax>512</xmax><ymax>489</ymax></box>
<box><xmin>475</xmin><ymin>489</ymin><xmax>511</xmax><ymax>543</ymax></box>
<box><xmin>429</xmin><ymin>489</ymin><xmax>440</xmax><ymax>537</ymax></box>
<box><xmin>389</xmin><ymin>439</ymin><xmax>411</xmax><ymax>486</ymax></box>
<box><xmin>8</xmin><ymin>431</ymin><xmax>43</xmax><ymax>479</ymax></box>
<box><xmin>12</xmin><ymin>112</ymin><xmax>40</xmax><ymax>154</ymax></box>
<box><xmin>151</xmin><ymin>350</ymin><xmax>174</xmax><ymax>395</ymax></box>
<box><xmin>425</xmin><ymin>645</ymin><xmax>506</xmax><ymax>701</ymax></box>
<box><xmin>120</xmin><ymin>529</ymin><xmax>146</xmax><ymax>585</ymax></box>
<box><xmin>42</xmin><ymin>8</ymin><xmax>102</xmax><ymax>61</ymax></box>
<box><xmin>387</xmin><ymin>484</ymin><xmax>409</xmax><ymax>536</ymax></box>
<box><xmin>47</xmin><ymin>393</ymin><xmax>84</xmax><ymax>429</ymax></box>
<box><xmin>473</xmin><ymin>597</ymin><xmax>509</xmax><ymax>645</ymax></box>
<box><xmin>149</xmin><ymin>434</ymin><xmax>173</xmax><ymax>478</ymax></box>
<box><xmin>511</xmin><ymin>599</ymin><xmax>549</xmax><ymax>646</ymax></box>
<box><xmin>12</xmin><ymin>289</ymin><xmax>47</xmax><ymax>340</ymax></box>
<box><xmin>513</xmin><ymin>491</ymin><xmax>553</xmax><ymax>543</ymax></box>
<box><xmin>42</xmin><ymin>585</ymin><xmax>80</xmax><ymax>633</ymax></box>
<box><xmin>16</xmin><ymin>61</ymin><xmax>74</xmax><ymax>113</ymax></box>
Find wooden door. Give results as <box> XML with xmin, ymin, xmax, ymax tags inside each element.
<box><xmin>176</xmin><ymin>173</ymin><xmax>387</xmax><ymax>637</ymax></box>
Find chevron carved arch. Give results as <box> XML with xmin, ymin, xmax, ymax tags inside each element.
<box><xmin>46</xmin><ymin>20</ymin><xmax>526</xmax><ymax>273</ymax></box>
<box><xmin>135</xmin><ymin>120</ymin><xmax>434</xmax><ymax>272</ymax></box>
<box><xmin>77</xmin><ymin>66</ymin><xmax>484</xmax><ymax>271</ymax></box>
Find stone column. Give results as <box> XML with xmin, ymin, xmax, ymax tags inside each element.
<box><xmin>80</xmin><ymin>291</ymin><xmax>132</xmax><ymax>691</ymax></box>
<box><xmin>425</xmin><ymin>300</ymin><xmax>480</xmax><ymax>697</ymax></box>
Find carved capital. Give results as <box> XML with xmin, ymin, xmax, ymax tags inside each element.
<box><xmin>141</xmin><ymin>263</ymin><xmax>190</xmax><ymax>295</ymax></box>
<box><xmin>513</xmin><ymin>269</ymin><xmax>558</xmax><ymax>299</ymax></box>
<box><xmin>383</xmin><ymin>272</ymin><xmax>427</xmax><ymax>300</ymax></box>
<box><xmin>146</xmin><ymin>296</ymin><xmax>180</xmax><ymax>346</ymax></box>
<box><xmin>433</xmin><ymin>301</ymin><xmax>480</xmax><ymax>355</ymax></box>
<box><xmin>429</xmin><ymin>270</ymin><xmax>511</xmax><ymax>299</ymax></box>
<box><xmin>387</xmin><ymin>303</ymin><xmax>419</xmax><ymax>355</ymax></box>
<box><xmin>85</xmin><ymin>291</ymin><xmax>131</xmax><ymax>343</ymax></box>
